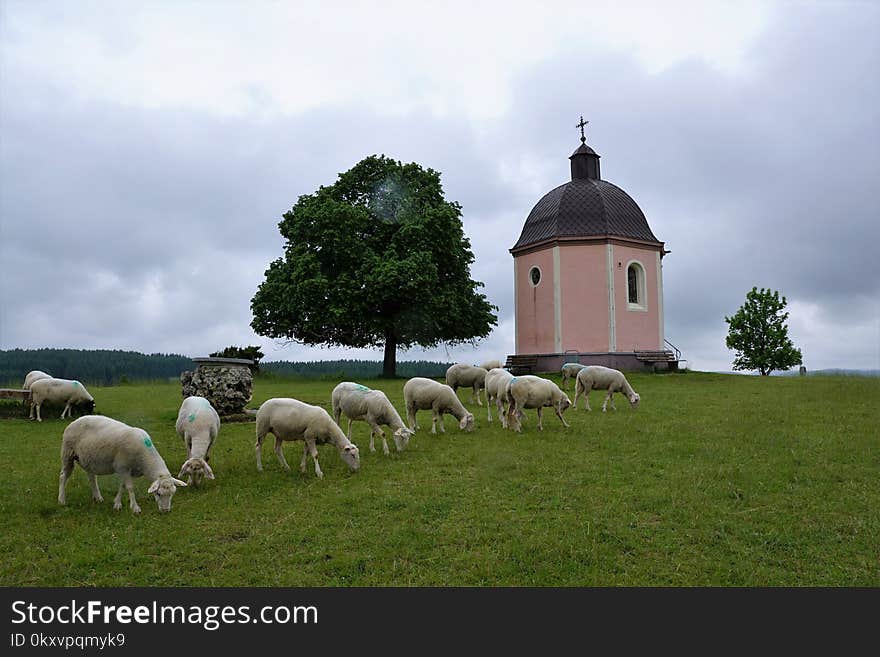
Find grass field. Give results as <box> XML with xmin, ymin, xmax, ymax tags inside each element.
<box><xmin>1</xmin><ymin>372</ymin><xmax>877</xmax><ymax>586</ymax></box>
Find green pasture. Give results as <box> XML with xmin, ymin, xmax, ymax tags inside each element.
<box><xmin>0</xmin><ymin>372</ymin><xmax>877</xmax><ymax>586</ymax></box>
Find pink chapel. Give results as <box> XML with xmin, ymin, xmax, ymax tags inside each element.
<box><xmin>507</xmin><ymin>122</ymin><xmax>681</xmax><ymax>374</ymax></box>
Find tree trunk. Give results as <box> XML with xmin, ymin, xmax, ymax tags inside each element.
<box><xmin>382</xmin><ymin>330</ymin><xmax>397</xmax><ymax>378</ymax></box>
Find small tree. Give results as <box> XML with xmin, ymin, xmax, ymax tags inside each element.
<box><xmin>724</xmin><ymin>287</ymin><xmax>802</xmax><ymax>376</ymax></box>
<box><xmin>251</xmin><ymin>155</ymin><xmax>497</xmax><ymax>377</ymax></box>
<box><xmin>210</xmin><ymin>345</ymin><xmax>264</xmax><ymax>373</ymax></box>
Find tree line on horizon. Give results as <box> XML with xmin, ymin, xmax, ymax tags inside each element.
<box><xmin>0</xmin><ymin>349</ymin><xmax>455</xmax><ymax>386</ymax></box>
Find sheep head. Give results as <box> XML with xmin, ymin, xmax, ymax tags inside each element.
<box><xmin>178</xmin><ymin>457</ymin><xmax>215</xmax><ymax>486</ymax></box>
<box><xmin>340</xmin><ymin>443</ymin><xmax>360</xmax><ymax>472</ymax></box>
<box><xmin>459</xmin><ymin>412</ymin><xmax>475</xmax><ymax>432</ymax></box>
<box><xmin>629</xmin><ymin>393</ymin><xmax>641</xmax><ymax>409</ymax></box>
<box><xmin>392</xmin><ymin>427</ymin><xmax>414</xmax><ymax>452</ymax></box>
<box><xmin>148</xmin><ymin>475</ymin><xmax>187</xmax><ymax>513</ymax></box>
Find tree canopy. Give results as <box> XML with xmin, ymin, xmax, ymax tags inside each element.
<box><xmin>724</xmin><ymin>287</ymin><xmax>803</xmax><ymax>376</ymax></box>
<box><xmin>210</xmin><ymin>345</ymin><xmax>265</xmax><ymax>373</ymax></box>
<box><xmin>250</xmin><ymin>155</ymin><xmax>497</xmax><ymax>377</ymax></box>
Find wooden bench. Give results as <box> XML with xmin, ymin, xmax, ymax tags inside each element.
<box><xmin>504</xmin><ymin>355</ymin><xmax>539</xmax><ymax>375</ymax></box>
<box><xmin>0</xmin><ymin>389</ymin><xmax>31</xmax><ymax>402</ymax></box>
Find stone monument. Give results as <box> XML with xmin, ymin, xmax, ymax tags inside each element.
<box><xmin>180</xmin><ymin>357</ymin><xmax>254</xmax><ymax>420</ymax></box>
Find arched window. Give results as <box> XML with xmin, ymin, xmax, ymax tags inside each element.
<box><xmin>627</xmin><ymin>261</ymin><xmax>647</xmax><ymax>310</ymax></box>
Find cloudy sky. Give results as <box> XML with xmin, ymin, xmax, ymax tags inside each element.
<box><xmin>1</xmin><ymin>0</ymin><xmax>878</xmax><ymax>372</ymax></box>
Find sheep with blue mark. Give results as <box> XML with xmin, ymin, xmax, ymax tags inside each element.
<box><xmin>175</xmin><ymin>396</ymin><xmax>220</xmax><ymax>486</ymax></box>
<box><xmin>331</xmin><ymin>382</ymin><xmax>414</xmax><ymax>455</ymax></box>
<box><xmin>59</xmin><ymin>415</ymin><xmax>186</xmax><ymax>514</ymax></box>
<box><xmin>29</xmin><ymin>377</ymin><xmax>95</xmax><ymax>422</ymax></box>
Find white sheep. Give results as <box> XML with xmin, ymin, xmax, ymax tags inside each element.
<box><xmin>445</xmin><ymin>363</ymin><xmax>488</xmax><ymax>406</ymax></box>
<box><xmin>59</xmin><ymin>415</ymin><xmax>187</xmax><ymax>514</ymax></box>
<box><xmin>331</xmin><ymin>382</ymin><xmax>414</xmax><ymax>455</ymax></box>
<box><xmin>29</xmin><ymin>377</ymin><xmax>95</xmax><ymax>422</ymax></box>
<box><xmin>573</xmin><ymin>365</ymin><xmax>640</xmax><ymax>412</ymax></box>
<box><xmin>403</xmin><ymin>377</ymin><xmax>475</xmax><ymax>434</ymax></box>
<box><xmin>485</xmin><ymin>367</ymin><xmax>517</xmax><ymax>427</ymax></box>
<box><xmin>560</xmin><ymin>362</ymin><xmax>586</xmax><ymax>389</ymax></box>
<box><xmin>255</xmin><ymin>398</ymin><xmax>360</xmax><ymax>479</ymax></box>
<box><xmin>479</xmin><ymin>359</ymin><xmax>503</xmax><ymax>371</ymax></box>
<box><xmin>23</xmin><ymin>370</ymin><xmax>52</xmax><ymax>390</ymax></box>
<box><xmin>506</xmin><ymin>375</ymin><xmax>571</xmax><ymax>432</ymax></box>
<box><xmin>175</xmin><ymin>396</ymin><xmax>220</xmax><ymax>486</ymax></box>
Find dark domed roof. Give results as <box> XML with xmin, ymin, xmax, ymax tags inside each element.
<box><xmin>511</xmin><ymin>139</ymin><xmax>662</xmax><ymax>253</ymax></box>
<box><xmin>511</xmin><ymin>178</ymin><xmax>660</xmax><ymax>251</ymax></box>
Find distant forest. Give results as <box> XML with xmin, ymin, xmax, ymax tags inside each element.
<box><xmin>0</xmin><ymin>349</ymin><xmax>454</xmax><ymax>386</ymax></box>
<box><xmin>261</xmin><ymin>359</ymin><xmax>454</xmax><ymax>379</ymax></box>
<box><xmin>0</xmin><ymin>349</ymin><xmax>194</xmax><ymax>386</ymax></box>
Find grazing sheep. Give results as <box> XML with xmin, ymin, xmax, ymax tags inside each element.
<box><xmin>479</xmin><ymin>359</ymin><xmax>503</xmax><ymax>372</ymax></box>
<box><xmin>255</xmin><ymin>398</ymin><xmax>360</xmax><ymax>479</ymax></box>
<box><xmin>445</xmin><ymin>363</ymin><xmax>488</xmax><ymax>406</ymax></box>
<box><xmin>331</xmin><ymin>382</ymin><xmax>414</xmax><ymax>455</ymax></box>
<box><xmin>175</xmin><ymin>396</ymin><xmax>220</xmax><ymax>486</ymax></box>
<box><xmin>506</xmin><ymin>375</ymin><xmax>571</xmax><ymax>432</ymax></box>
<box><xmin>29</xmin><ymin>377</ymin><xmax>95</xmax><ymax>422</ymax></box>
<box><xmin>573</xmin><ymin>366</ymin><xmax>640</xmax><ymax>412</ymax></box>
<box><xmin>23</xmin><ymin>370</ymin><xmax>52</xmax><ymax>390</ymax></box>
<box><xmin>403</xmin><ymin>377</ymin><xmax>475</xmax><ymax>434</ymax></box>
<box><xmin>560</xmin><ymin>362</ymin><xmax>586</xmax><ymax>389</ymax></box>
<box><xmin>59</xmin><ymin>415</ymin><xmax>186</xmax><ymax>514</ymax></box>
<box><xmin>485</xmin><ymin>367</ymin><xmax>517</xmax><ymax>427</ymax></box>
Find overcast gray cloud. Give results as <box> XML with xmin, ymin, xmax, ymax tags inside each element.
<box><xmin>1</xmin><ymin>1</ymin><xmax>877</xmax><ymax>372</ymax></box>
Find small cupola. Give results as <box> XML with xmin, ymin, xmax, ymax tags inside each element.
<box><xmin>570</xmin><ymin>116</ymin><xmax>601</xmax><ymax>180</ymax></box>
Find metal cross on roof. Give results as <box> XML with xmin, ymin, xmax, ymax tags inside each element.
<box><xmin>576</xmin><ymin>116</ymin><xmax>589</xmax><ymax>143</ymax></box>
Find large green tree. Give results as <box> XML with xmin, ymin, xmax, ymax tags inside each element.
<box><xmin>724</xmin><ymin>287</ymin><xmax>803</xmax><ymax>376</ymax></box>
<box><xmin>251</xmin><ymin>155</ymin><xmax>498</xmax><ymax>377</ymax></box>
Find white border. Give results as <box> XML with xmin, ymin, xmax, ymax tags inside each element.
<box><xmin>606</xmin><ymin>244</ymin><xmax>616</xmax><ymax>351</ymax></box>
<box><xmin>553</xmin><ymin>246</ymin><xmax>562</xmax><ymax>353</ymax></box>
<box><xmin>625</xmin><ymin>260</ymin><xmax>648</xmax><ymax>312</ymax></box>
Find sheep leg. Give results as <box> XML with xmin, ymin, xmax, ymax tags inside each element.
<box><xmin>368</xmin><ymin>429</ymin><xmax>376</xmax><ymax>452</ymax></box>
<box><xmin>61</xmin><ymin>402</ymin><xmax>71</xmax><ymax>419</ymax></box>
<box><xmin>370</xmin><ymin>423</ymin><xmax>389</xmax><ymax>455</ymax></box>
<box><xmin>113</xmin><ymin>481</ymin><xmax>125</xmax><ymax>510</ymax></box>
<box><xmin>497</xmin><ymin>398</ymin><xmax>507</xmax><ymax>428</ymax></box>
<box><xmin>119</xmin><ymin>473</ymin><xmax>140</xmax><ymax>514</ymax></box>
<box><xmin>34</xmin><ymin>402</ymin><xmax>43</xmax><ymax>422</ymax></box>
<box><xmin>274</xmin><ymin>437</ymin><xmax>291</xmax><ymax>471</ymax></box>
<box><xmin>347</xmin><ymin>418</ymin><xmax>354</xmax><ymax>440</ymax></box>
<box><xmin>602</xmin><ymin>390</ymin><xmax>613</xmax><ymax>412</ymax></box>
<box><xmin>254</xmin><ymin>430</ymin><xmax>267</xmax><ymax>472</ymax></box>
<box><xmin>87</xmin><ymin>472</ymin><xmax>104</xmax><ymax>503</ymax></box>
<box><xmin>306</xmin><ymin>440</ymin><xmax>323</xmax><ymax>479</ymax></box>
<box><xmin>583</xmin><ymin>388</ymin><xmax>592</xmax><ymax>412</ymax></box>
<box><xmin>58</xmin><ymin>460</ymin><xmax>75</xmax><ymax>505</ymax></box>
<box><xmin>333</xmin><ymin>406</ymin><xmax>342</xmax><ymax>426</ymax></box>
<box><xmin>486</xmin><ymin>395</ymin><xmax>493</xmax><ymax>423</ymax></box>
<box><xmin>406</xmin><ymin>405</ymin><xmax>418</xmax><ymax>431</ymax></box>
<box><xmin>431</xmin><ymin>409</ymin><xmax>442</xmax><ymax>434</ymax></box>
<box><xmin>300</xmin><ymin>443</ymin><xmax>308</xmax><ymax>473</ymax></box>
<box><xmin>473</xmin><ymin>384</ymin><xmax>483</xmax><ymax>406</ymax></box>
<box><xmin>537</xmin><ymin>407</ymin><xmax>544</xmax><ymax>431</ymax></box>
<box><xmin>555</xmin><ymin>405</ymin><xmax>570</xmax><ymax>428</ymax></box>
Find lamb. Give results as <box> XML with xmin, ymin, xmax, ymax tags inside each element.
<box><xmin>29</xmin><ymin>377</ymin><xmax>95</xmax><ymax>422</ymax></box>
<box><xmin>484</xmin><ymin>367</ymin><xmax>518</xmax><ymax>428</ymax></box>
<box><xmin>560</xmin><ymin>362</ymin><xmax>586</xmax><ymax>389</ymax></box>
<box><xmin>573</xmin><ymin>365</ymin><xmax>640</xmax><ymax>412</ymax></box>
<box><xmin>445</xmin><ymin>363</ymin><xmax>488</xmax><ymax>406</ymax></box>
<box><xmin>403</xmin><ymin>377</ymin><xmax>475</xmax><ymax>434</ymax></box>
<box><xmin>506</xmin><ymin>375</ymin><xmax>571</xmax><ymax>432</ymax></box>
<box><xmin>23</xmin><ymin>370</ymin><xmax>52</xmax><ymax>390</ymax></box>
<box><xmin>59</xmin><ymin>415</ymin><xmax>187</xmax><ymax>514</ymax></box>
<box><xmin>175</xmin><ymin>396</ymin><xmax>220</xmax><ymax>486</ymax></box>
<box><xmin>331</xmin><ymin>382</ymin><xmax>414</xmax><ymax>455</ymax></box>
<box><xmin>255</xmin><ymin>398</ymin><xmax>360</xmax><ymax>479</ymax></box>
<box><xmin>479</xmin><ymin>359</ymin><xmax>503</xmax><ymax>372</ymax></box>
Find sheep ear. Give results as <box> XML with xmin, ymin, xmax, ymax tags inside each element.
<box><xmin>203</xmin><ymin>462</ymin><xmax>215</xmax><ymax>479</ymax></box>
<box><xmin>171</xmin><ymin>477</ymin><xmax>187</xmax><ymax>487</ymax></box>
<box><xmin>177</xmin><ymin>462</ymin><xmax>191</xmax><ymax>478</ymax></box>
<box><xmin>148</xmin><ymin>480</ymin><xmax>160</xmax><ymax>494</ymax></box>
